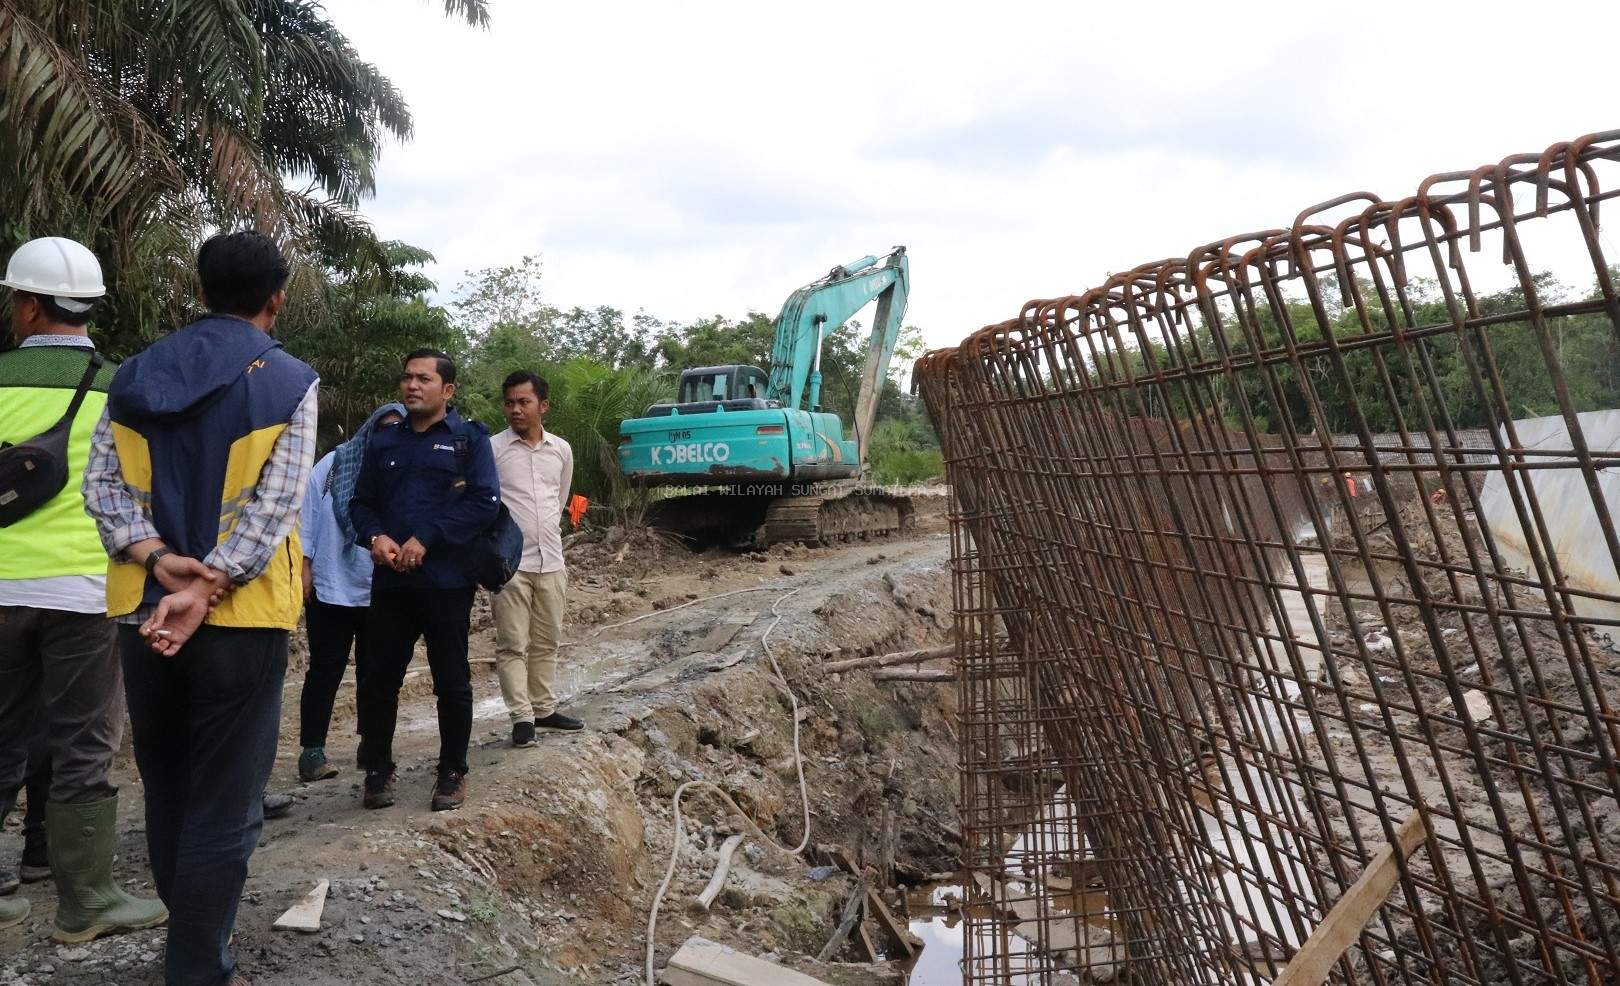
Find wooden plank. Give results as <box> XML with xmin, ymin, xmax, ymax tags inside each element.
<box><xmin>853</xmin><ymin>922</ymin><xmax>879</xmax><ymax>963</ymax></box>
<box><xmin>816</xmin><ymin>879</ymin><xmax>868</xmax><ymax>961</ymax></box>
<box><xmin>865</xmin><ymin>889</ymin><xmax>918</xmax><ymax>958</ymax></box>
<box><xmin>694</xmin><ymin>835</ymin><xmax>745</xmax><ymax>911</ymax></box>
<box><xmin>662</xmin><ymin>936</ymin><xmax>834</xmax><ymax>986</ymax></box>
<box><xmin>1271</xmin><ymin>811</ymin><xmax>1427</xmax><ymax>986</ymax></box>
<box><xmin>813</xmin><ymin>843</ymin><xmax>857</xmax><ymax>875</ymax></box>
<box><xmin>272</xmin><ymin>879</ymin><xmax>330</xmax><ymax>933</ymax></box>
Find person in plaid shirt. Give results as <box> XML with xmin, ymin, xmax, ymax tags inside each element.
<box><xmin>82</xmin><ymin>231</ymin><xmax>317</xmax><ymax>986</ymax></box>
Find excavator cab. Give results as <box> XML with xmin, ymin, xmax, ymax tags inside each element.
<box><xmin>675</xmin><ymin>365</ymin><xmax>772</xmax><ymax>406</ymax></box>
<box><xmin>642</xmin><ymin>365</ymin><xmax>778</xmax><ymax>418</ymax></box>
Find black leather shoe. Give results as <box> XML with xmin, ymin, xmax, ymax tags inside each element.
<box><xmin>534</xmin><ymin>711</ymin><xmax>584</xmax><ymax>732</ymax></box>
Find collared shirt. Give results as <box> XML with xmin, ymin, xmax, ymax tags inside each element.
<box><xmin>18</xmin><ymin>333</ymin><xmax>95</xmax><ymax>348</ymax></box>
<box><xmin>300</xmin><ymin>451</ymin><xmax>374</xmax><ymax>608</ymax></box>
<box><xmin>491</xmin><ymin>427</ymin><xmax>573</xmax><ymax>574</ymax></box>
<box><xmin>83</xmin><ymin>379</ymin><xmax>319</xmax><ymax>623</ymax></box>
<box><xmin>348</xmin><ymin>409</ymin><xmax>501</xmax><ymax>590</ymax></box>
<box><xmin>0</xmin><ymin>334</ymin><xmax>104</xmax><ymax>613</ymax></box>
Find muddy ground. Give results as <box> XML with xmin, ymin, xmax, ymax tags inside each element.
<box><xmin>0</xmin><ymin>497</ymin><xmax>960</xmax><ymax>985</ymax></box>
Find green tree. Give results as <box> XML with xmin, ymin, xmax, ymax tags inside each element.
<box><xmin>277</xmin><ymin>241</ymin><xmax>460</xmax><ymax>448</ymax></box>
<box><xmin>551</xmin><ymin>305</ymin><xmax>656</xmax><ymax>368</ymax></box>
<box><xmin>452</xmin><ymin>255</ymin><xmax>548</xmax><ymax>342</ymax></box>
<box><xmin>453</xmin><ymin>322</ymin><xmax>552</xmax><ymax>426</ymax></box>
<box><xmin>0</xmin><ymin>0</ymin><xmax>490</xmax><ymax>354</ymax></box>
<box><xmin>542</xmin><ymin>358</ymin><xmax>671</xmax><ymax>510</ymax></box>
<box><xmin>653</xmin><ymin>312</ymin><xmax>777</xmax><ymax>372</ymax></box>
<box><xmin>452</xmin><ymin>258</ymin><xmax>656</xmax><ymax>368</ymax></box>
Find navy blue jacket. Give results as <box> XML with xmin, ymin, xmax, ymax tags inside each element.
<box><xmin>107</xmin><ymin>315</ymin><xmax>316</xmax><ymax>610</ymax></box>
<box><xmin>349</xmin><ymin>408</ymin><xmax>500</xmax><ymax>590</ymax></box>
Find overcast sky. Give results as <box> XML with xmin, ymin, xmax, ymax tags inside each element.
<box><xmin>325</xmin><ymin>0</ymin><xmax>1619</xmax><ymax>353</ymax></box>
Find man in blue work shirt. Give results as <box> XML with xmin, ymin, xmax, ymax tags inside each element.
<box><xmin>349</xmin><ymin>350</ymin><xmax>499</xmax><ymax>812</ymax></box>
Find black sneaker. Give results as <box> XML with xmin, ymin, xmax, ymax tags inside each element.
<box><xmin>363</xmin><ymin>769</ymin><xmax>396</xmax><ymax>810</ymax></box>
<box><xmin>512</xmin><ymin>721</ymin><xmax>537</xmax><ymax>748</ymax></box>
<box><xmin>534</xmin><ymin>711</ymin><xmax>584</xmax><ymax>732</ymax></box>
<box><xmin>431</xmin><ymin>770</ymin><xmax>467</xmax><ymax>812</ymax></box>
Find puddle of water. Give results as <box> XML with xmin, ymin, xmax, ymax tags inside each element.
<box><xmin>902</xmin><ymin>881</ymin><xmax>1042</xmax><ymax>984</ymax></box>
<box><xmin>904</xmin><ymin>884</ymin><xmax>966</xmax><ymax>985</ymax></box>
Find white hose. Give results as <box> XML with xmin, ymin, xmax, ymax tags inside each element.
<box><xmin>643</xmin><ymin>586</ymin><xmax>811</xmax><ymax>985</ymax></box>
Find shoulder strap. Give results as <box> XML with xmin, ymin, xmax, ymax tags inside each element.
<box><xmin>54</xmin><ymin>351</ymin><xmax>105</xmax><ymax>431</ymax></box>
<box><xmin>453</xmin><ymin>433</ymin><xmax>470</xmax><ymax>474</ymax></box>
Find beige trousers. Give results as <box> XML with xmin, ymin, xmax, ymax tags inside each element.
<box><xmin>492</xmin><ymin>569</ymin><xmax>567</xmax><ymax>722</ymax></box>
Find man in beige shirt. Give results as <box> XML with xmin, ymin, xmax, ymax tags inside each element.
<box><xmin>490</xmin><ymin>371</ymin><xmax>581</xmax><ymax>747</ymax></box>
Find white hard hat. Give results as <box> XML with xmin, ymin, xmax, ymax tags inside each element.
<box><xmin>1</xmin><ymin>237</ymin><xmax>106</xmax><ymax>303</ymax></box>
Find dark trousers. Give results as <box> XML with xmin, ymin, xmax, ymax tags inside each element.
<box><xmin>19</xmin><ymin>758</ymin><xmax>49</xmax><ymax>839</ymax></box>
<box><xmin>298</xmin><ymin>599</ymin><xmax>370</xmax><ymax>749</ymax></box>
<box><xmin>1</xmin><ymin>755</ymin><xmax>49</xmax><ymax>844</ymax></box>
<box><xmin>0</xmin><ymin>606</ymin><xmax>119</xmax><ymax>806</ymax></box>
<box><xmin>357</xmin><ymin>586</ymin><xmax>474</xmax><ymax>777</ymax></box>
<box><xmin>121</xmin><ymin>624</ymin><xmax>286</xmax><ymax>986</ymax></box>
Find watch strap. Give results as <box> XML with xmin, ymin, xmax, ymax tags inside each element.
<box><xmin>144</xmin><ymin>546</ymin><xmax>171</xmax><ymax>574</ymax></box>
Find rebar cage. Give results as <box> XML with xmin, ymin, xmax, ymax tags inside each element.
<box><xmin>916</xmin><ymin>131</ymin><xmax>1620</xmax><ymax>986</ymax></box>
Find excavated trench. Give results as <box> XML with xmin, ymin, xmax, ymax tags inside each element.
<box><xmin>0</xmin><ymin>518</ymin><xmax>966</xmax><ymax>986</ymax></box>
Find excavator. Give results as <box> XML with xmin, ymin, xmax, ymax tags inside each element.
<box><xmin>617</xmin><ymin>246</ymin><xmax>914</xmax><ymax>546</ymax></box>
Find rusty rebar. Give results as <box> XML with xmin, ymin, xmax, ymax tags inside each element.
<box><xmin>919</xmin><ymin>131</ymin><xmax>1620</xmax><ymax>986</ymax></box>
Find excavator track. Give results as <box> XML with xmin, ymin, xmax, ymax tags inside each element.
<box><xmin>644</xmin><ymin>485</ymin><xmax>914</xmax><ymax>548</ymax></box>
<box><xmin>763</xmin><ymin>487</ymin><xmax>914</xmax><ymax>546</ymax></box>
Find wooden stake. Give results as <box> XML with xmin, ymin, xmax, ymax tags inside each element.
<box><xmin>869</xmin><ymin>668</ymin><xmax>956</xmax><ymax>683</ymax></box>
<box><xmin>1271</xmin><ymin>811</ymin><xmax>1427</xmax><ymax>986</ymax></box>
<box><xmin>822</xmin><ymin>644</ymin><xmax>954</xmax><ymax>674</ymax></box>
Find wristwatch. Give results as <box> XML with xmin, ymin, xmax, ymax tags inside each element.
<box><xmin>144</xmin><ymin>546</ymin><xmax>171</xmax><ymax>574</ymax></box>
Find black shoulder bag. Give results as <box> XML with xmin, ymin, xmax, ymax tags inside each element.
<box><xmin>0</xmin><ymin>351</ymin><xmax>105</xmax><ymax>527</ymax></box>
<box><xmin>452</xmin><ymin>431</ymin><xmax>525</xmax><ymax>592</ymax></box>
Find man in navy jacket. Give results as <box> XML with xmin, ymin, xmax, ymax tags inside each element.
<box><xmin>349</xmin><ymin>350</ymin><xmax>498</xmax><ymax>812</ymax></box>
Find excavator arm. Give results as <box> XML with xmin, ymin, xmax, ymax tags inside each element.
<box><xmin>764</xmin><ymin>246</ymin><xmax>909</xmax><ymax>465</ymax></box>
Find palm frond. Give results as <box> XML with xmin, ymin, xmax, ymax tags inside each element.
<box><xmin>440</xmin><ymin>0</ymin><xmax>491</xmax><ymax>28</ymax></box>
<box><xmin>0</xmin><ymin>0</ymin><xmax>489</xmax><ymax>355</ymax></box>
<box><xmin>146</xmin><ymin>0</ymin><xmax>266</xmax><ymax>121</ymax></box>
<box><xmin>0</xmin><ymin>4</ymin><xmax>182</xmax><ymax>215</ymax></box>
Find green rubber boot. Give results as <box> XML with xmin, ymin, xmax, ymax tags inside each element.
<box><xmin>47</xmin><ymin>796</ymin><xmax>168</xmax><ymax>943</ymax></box>
<box><xmin>0</xmin><ymin>810</ymin><xmax>30</xmax><ymax>930</ymax></box>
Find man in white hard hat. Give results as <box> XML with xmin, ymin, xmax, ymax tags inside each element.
<box><xmin>0</xmin><ymin>237</ymin><xmax>169</xmax><ymax>940</ymax></box>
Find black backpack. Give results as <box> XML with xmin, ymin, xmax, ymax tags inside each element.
<box><xmin>0</xmin><ymin>351</ymin><xmax>105</xmax><ymax>527</ymax></box>
<box><xmin>452</xmin><ymin>430</ymin><xmax>525</xmax><ymax>592</ymax></box>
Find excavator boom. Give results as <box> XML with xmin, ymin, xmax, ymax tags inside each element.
<box><xmin>765</xmin><ymin>247</ymin><xmax>909</xmax><ymax>462</ymax></box>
